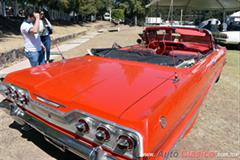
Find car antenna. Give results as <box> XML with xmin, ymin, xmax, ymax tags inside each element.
<box><xmin>55</xmin><ymin>40</ymin><xmax>65</xmax><ymax>61</ymax></box>
<box><xmin>166</xmin><ymin>0</ymin><xmax>180</xmax><ymax>83</ymax></box>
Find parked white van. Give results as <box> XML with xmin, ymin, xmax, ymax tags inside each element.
<box><xmin>103</xmin><ymin>12</ymin><xmax>111</xmax><ymax>21</ymax></box>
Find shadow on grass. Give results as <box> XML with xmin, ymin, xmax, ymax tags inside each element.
<box><xmin>225</xmin><ymin>45</ymin><xmax>240</xmax><ymax>50</ymax></box>
<box><xmin>9</xmin><ymin>122</ymin><xmax>84</xmax><ymax>160</ymax></box>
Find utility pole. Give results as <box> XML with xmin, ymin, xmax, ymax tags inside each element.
<box><xmin>180</xmin><ymin>9</ymin><xmax>183</xmax><ymax>25</ymax></box>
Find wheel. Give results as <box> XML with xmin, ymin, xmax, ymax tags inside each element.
<box><xmin>215</xmin><ymin>75</ymin><xmax>221</xmax><ymax>83</ymax></box>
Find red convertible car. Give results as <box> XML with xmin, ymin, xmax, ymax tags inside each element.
<box><xmin>0</xmin><ymin>26</ymin><xmax>226</xmax><ymax>160</ymax></box>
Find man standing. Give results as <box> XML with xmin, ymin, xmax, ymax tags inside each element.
<box><xmin>20</xmin><ymin>8</ymin><xmax>45</xmax><ymax>67</ymax></box>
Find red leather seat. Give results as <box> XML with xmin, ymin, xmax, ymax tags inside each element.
<box><xmin>169</xmin><ymin>50</ymin><xmax>199</xmax><ymax>58</ymax></box>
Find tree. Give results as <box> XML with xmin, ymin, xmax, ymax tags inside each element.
<box><xmin>96</xmin><ymin>0</ymin><xmax>113</xmax><ymax>17</ymax></box>
<box><xmin>112</xmin><ymin>9</ymin><xmax>124</xmax><ymax>20</ymax></box>
<box><xmin>79</xmin><ymin>0</ymin><xmax>97</xmax><ymax>16</ymax></box>
<box><xmin>117</xmin><ymin>0</ymin><xmax>149</xmax><ymax>25</ymax></box>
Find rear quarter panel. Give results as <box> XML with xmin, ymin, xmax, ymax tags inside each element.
<box><xmin>120</xmin><ymin>47</ymin><xmax>226</xmax><ymax>157</ymax></box>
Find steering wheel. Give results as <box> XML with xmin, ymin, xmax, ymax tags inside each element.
<box><xmin>148</xmin><ymin>41</ymin><xmax>157</xmax><ymax>49</ymax></box>
<box><xmin>148</xmin><ymin>41</ymin><xmax>166</xmax><ymax>55</ymax></box>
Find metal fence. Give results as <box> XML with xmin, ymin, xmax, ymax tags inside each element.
<box><xmin>48</xmin><ymin>9</ymin><xmax>71</xmax><ymax>21</ymax></box>
<box><xmin>0</xmin><ymin>1</ymin><xmax>71</xmax><ymax>21</ymax></box>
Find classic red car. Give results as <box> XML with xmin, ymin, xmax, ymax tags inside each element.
<box><xmin>0</xmin><ymin>26</ymin><xmax>226</xmax><ymax>160</ymax></box>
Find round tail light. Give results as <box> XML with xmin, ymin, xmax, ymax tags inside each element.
<box><xmin>17</xmin><ymin>90</ymin><xmax>29</xmax><ymax>105</ymax></box>
<box><xmin>76</xmin><ymin>119</ymin><xmax>89</xmax><ymax>134</ymax></box>
<box><xmin>95</xmin><ymin>127</ymin><xmax>110</xmax><ymax>142</ymax></box>
<box><xmin>117</xmin><ymin>135</ymin><xmax>135</xmax><ymax>150</ymax></box>
<box><xmin>4</xmin><ymin>88</ymin><xmax>10</xmax><ymax>95</ymax></box>
<box><xmin>9</xmin><ymin>86</ymin><xmax>18</xmax><ymax>100</ymax></box>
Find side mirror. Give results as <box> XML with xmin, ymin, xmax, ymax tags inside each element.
<box><xmin>137</xmin><ymin>39</ymin><xmax>142</xmax><ymax>44</ymax></box>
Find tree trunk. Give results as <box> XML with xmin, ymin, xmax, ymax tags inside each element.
<box><xmin>13</xmin><ymin>0</ymin><xmax>18</xmax><ymax>17</ymax></box>
<box><xmin>1</xmin><ymin>0</ymin><xmax>6</xmax><ymax>17</ymax></box>
<box><xmin>134</xmin><ymin>15</ymin><xmax>138</xmax><ymax>26</ymax></box>
<box><xmin>0</xmin><ymin>1</ymin><xmax>2</xmax><ymax>15</ymax></box>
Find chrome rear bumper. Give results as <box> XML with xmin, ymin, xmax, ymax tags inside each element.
<box><xmin>0</xmin><ymin>100</ymin><xmax>116</xmax><ymax>160</ymax></box>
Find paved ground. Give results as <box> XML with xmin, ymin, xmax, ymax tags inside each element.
<box><xmin>0</xmin><ymin>26</ymin><xmax>239</xmax><ymax>160</ymax></box>
<box><xmin>0</xmin><ymin>31</ymin><xmax>102</xmax><ymax>75</ymax></box>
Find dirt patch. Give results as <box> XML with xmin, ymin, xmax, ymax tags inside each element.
<box><xmin>61</xmin><ymin>25</ymin><xmax>142</xmax><ymax>59</ymax></box>
<box><xmin>0</xmin><ymin>21</ymin><xmax>110</xmax><ymax>53</ymax></box>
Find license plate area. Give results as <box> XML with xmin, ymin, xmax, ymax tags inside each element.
<box><xmin>44</xmin><ymin>136</ymin><xmax>66</xmax><ymax>152</ymax></box>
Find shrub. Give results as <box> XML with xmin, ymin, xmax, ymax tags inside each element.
<box><xmin>112</xmin><ymin>9</ymin><xmax>124</xmax><ymax>20</ymax></box>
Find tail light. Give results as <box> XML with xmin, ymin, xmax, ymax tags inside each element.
<box><xmin>17</xmin><ymin>89</ymin><xmax>29</xmax><ymax>105</ymax></box>
<box><xmin>9</xmin><ymin>86</ymin><xmax>18</xmax><ymax>100</ymax></box>
<box><xmin>76</xmin><ymin>119</ymin><xmax>89</xmax><ymax>134</ymax></box>
<box><xmin>0</xmin><ymin>83</ymin><xmax>29</xmax><ymax>106</ymax></box>
<box><xmin>5</xmin><ymin>88</ymin><xmax>11</xmax><ymax>96</ymax></box>
<box><xmin>72</xmin><ymin>114</ymin><xmax>143</xmax><ymax>159</ymax></box>
<box><xmin>117</xmin><ymin>135</ymin><xmax>135</xmax><ymax>150</ymax></box>
<box><xmin>95</xmin><ymin>127</ymin><xmax>110</xmax><ymax>142</ymax></box>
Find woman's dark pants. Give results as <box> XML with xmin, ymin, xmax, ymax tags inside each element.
<box><xmin>40</xmin><ymin>35</ymin><xmax>51</xmax><ymax>62</ymax></box>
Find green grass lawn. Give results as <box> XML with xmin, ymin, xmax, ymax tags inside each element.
<box><xmin>224</xmin><ymin>50</ymin><xmax>240</xmax><ymax>79</ymax></box>
<box><xmin>175</xmin><ymin>50</ymin><xmax>240</xmax><ymax>153</ymax></box>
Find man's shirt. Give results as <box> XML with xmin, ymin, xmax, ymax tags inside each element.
<box><xmin>20</xmin><ymin>20</ymin><xmax>41</xmax><ymax>52</ymax></box>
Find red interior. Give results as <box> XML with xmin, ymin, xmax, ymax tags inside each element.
<box><xmin>141</xmin><ymin>27</ymin><xmax>213</xmax><ymax>58</ymax></box>
<box><xmin>169</xmin><ymin>50</ymin><xmax>199</xmax><ymax>58</ymax></box>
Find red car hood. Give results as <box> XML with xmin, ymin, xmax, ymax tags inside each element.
<box><xmin>5</xmin><ymin>56</ymin><xmax>174</xmax><ymax>119</ymax></box>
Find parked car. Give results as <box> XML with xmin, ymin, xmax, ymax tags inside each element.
<box><xmin>145</xmin><ymin>17</ymin><xmax>163</xmax><ymax>25</ymax></box>
<box><xmin>0</xmin><ymin>26</ymin><xmax>226</xmax><ymax>160</ymax></box>
<box><xmin>220</xmin><ymin>21</ymin><xmax>240</xmax><ymax>49</ymax></box>
<box><xmin>103</xmin><ymin>12</ymin><xmax>111</xmax><ymax>21</ymax></box>
<box><xmin>199</xmin><ymin>16</ymin><xmax>240</xmax><ymax>49</ymax></box>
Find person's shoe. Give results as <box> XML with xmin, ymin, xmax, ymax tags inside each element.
<box><xmin>48</xmin><ymin>59</ymin><xmax>54</xmax><ymax>63</ymax></box>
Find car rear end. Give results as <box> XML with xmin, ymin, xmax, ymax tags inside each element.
<box><xmin>0</xmin><ymin>82</ymin><xmax>145</xmax><ymax>160</ymax></box>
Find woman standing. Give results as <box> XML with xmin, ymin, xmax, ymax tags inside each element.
<box><xmin>39</xmin><ymin>10</ymin><xmax>53</xmax><ymax>63</ymax></box>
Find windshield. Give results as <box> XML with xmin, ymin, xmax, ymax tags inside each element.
<box><xmin>145</xmin><ymin>28</ymin><xmax>211</xmax><ymax>47</ymax></box>
<box><xmin>227</xmin><ymin>21</ymin><xmax>240</xmax><ymax>31</ymax></box>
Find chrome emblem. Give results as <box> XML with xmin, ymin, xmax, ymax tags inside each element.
<box><xmin>36</xmin><ymin>96</ymin><xmax>64</xmax><ymax>108</ymax></box>
<box><xmin>160</xmin><ymin>116</ymin><xmax>167</xmax><ymax>128</ymax></box>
